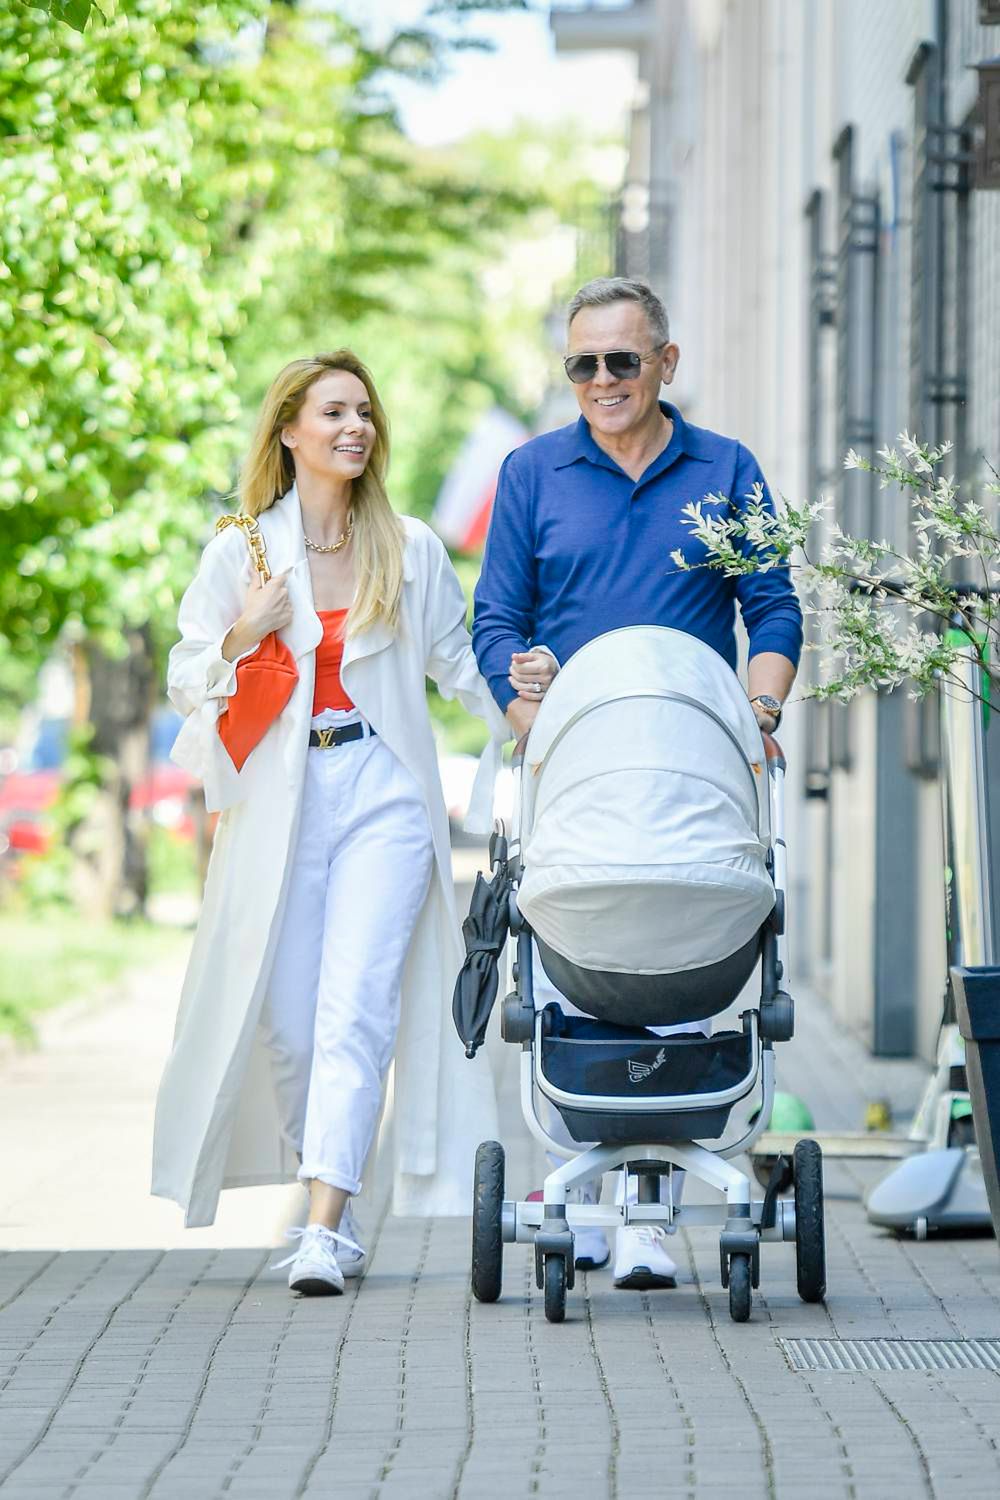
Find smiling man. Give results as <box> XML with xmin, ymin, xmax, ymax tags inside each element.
<box><xmin>473</xmin><ymin>276</ymin><xmax>802</xmax><ymax>742</ymax></box>
<box><xmin>472</xmin><ymin>276</ymin><xmax>803</xmax><ymax>1288</ymax></box>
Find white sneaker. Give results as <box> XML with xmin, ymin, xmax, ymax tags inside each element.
<box><xmin>613</xmin><ymin>1225</ymin><xmax>678</xmax><ymax>1290</ymax></box>
<box><xmin>338</xmin><ymin>1205</ymin><xmax>367</xmax><ymax>1280</ymax></box>
<box><xmin>569</xmin><ymin>1183</ymin><xmax>610</xmax><ymax>1271</ymax></box>
<box><xmin>271</xmin><ymin>1223</ymin><xmax>362</xmax><ymax>1296</ymax></box>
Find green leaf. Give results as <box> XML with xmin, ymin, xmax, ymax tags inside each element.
<box><xmin>1</xmin><ymin>0</ymin><xmax>597</xmax><ymax>729</ymax></box>
<box><xmin>34</xmin><ymin>0</ymin><xmax>95</xmax><ymax>32</ymax></box>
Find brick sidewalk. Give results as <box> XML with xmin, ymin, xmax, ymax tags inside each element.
<box><xmin>2</xmin><ymin>906</ymin><xmax>1000</xmax><ymax>1496</ymax></box>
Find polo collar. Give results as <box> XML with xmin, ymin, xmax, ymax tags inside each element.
<box><xmin>552</xmin><ymin>401</ymin><xmax>715</xmax><ymax>474</ymax></box>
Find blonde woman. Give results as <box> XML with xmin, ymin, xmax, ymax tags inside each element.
<box><xmin>151</xmin><ymin>351</ymin><xmax>554</xmax><ymax>1294</ymax></box>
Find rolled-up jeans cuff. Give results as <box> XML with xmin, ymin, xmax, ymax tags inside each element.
<box><xmin>298</xmin><ymin>1165</ymin><xmax>362</xmax><ymax>1196</ymax></box>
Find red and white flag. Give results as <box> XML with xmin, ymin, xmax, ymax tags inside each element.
<box><xmin>432</xmin><ymin>407</ymin><xmax>529</xmax><ymax>552</ymax></box>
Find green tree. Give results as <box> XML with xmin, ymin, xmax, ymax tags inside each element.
<box><xmin>3</xmin><ymin>1</ymin><xmax>271</xmax><ymax>913</ymax></box>
<box><xmin>2</xmin><ymin>1</ymin><xmax>537</xmax><ymax>659</ymax></box>
<box><xmin>1</xmin><ymin>0</ymin><xmax>541</xmax><ymax>911</ymax></box>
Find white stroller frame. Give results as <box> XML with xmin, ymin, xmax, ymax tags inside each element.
<box><xmin>470</xmin><ymin>638</ymin><xmax>825</xmax><ymax>1324</ymax></box>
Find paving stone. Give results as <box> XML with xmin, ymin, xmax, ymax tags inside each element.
<box><xmin>2</xmin><ymin>980</ymin><xmax>999</xmax><ymax>1500</ymax></box>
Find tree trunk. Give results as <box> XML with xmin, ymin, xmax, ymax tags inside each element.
<box><xmin>69</xmin><ymin>628</ymin><xmax>156</xmax><ymax>920</ymax></box>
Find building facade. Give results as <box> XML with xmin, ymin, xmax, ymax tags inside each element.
<box><xmin>552</xmin><ymin>0</ymin><xmax>1000</xmax><ymax>1061</ymax></box>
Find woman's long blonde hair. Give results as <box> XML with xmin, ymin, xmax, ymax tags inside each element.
<box><xmin>238</xmin><ymin>350</ymin><xmax>404</xmax><ymax>635</ymax></box>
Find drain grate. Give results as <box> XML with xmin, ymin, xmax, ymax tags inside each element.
<box><xmin>780</xmin><ymin>1337</ymin><xmax>1000</xmax><ymax>1374</ymax></box>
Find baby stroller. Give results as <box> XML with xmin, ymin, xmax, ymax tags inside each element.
<box><xmin>460</xmin><ymin>626</ymin><xmax>826</xmax><ymax>1324</ymax></box>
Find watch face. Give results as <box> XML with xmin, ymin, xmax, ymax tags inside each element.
<box><xmin>755</xmin><ymin>695</ymin><xmax>780</xmax><ymax>713</ymax></box>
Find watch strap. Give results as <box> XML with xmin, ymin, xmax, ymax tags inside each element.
<box><xmin>751</xmin><ymin>695</ymin><xmax>782</xmax><ymax>725</ymax></box>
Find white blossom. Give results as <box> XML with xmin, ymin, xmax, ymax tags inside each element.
<box><xmin>679</xmin><ymin>431</ymin><xmax>998</xmax><ymax>707</ymax></box>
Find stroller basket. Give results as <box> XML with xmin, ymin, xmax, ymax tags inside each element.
<box><xmin>536</xmin><ymin>1006</ymin><xmax>759</xmax><ymax>1145</ymax></box>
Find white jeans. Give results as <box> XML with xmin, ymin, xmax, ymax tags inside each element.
<box><xmin>258</xmin><ymin>711</ymin><xmax>434</xmax><ymax>1196</ymax></box>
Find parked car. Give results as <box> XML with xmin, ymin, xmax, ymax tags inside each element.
<box><xmin>1</xmin><ymin>713</ymin><xmax>508</xmax><ymax>873</ymax></box>
<box><xmin>0</xmin><ymin>707</ymin><xmax>199</xmax><ymax>871</ymax></box>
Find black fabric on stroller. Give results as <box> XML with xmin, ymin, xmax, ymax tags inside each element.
<box><xmin>538</xmin><ymin>1005</ymin><xmax>756</xmax><ymax>1145</ymax></box>
<box><xmin>535</xmin><ymin>932</ymin><xmax>761</xmax><ymax>1028</ymax></box>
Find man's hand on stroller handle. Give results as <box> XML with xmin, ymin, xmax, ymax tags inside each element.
<box><xmin>509</xmin><ymin>648</ymin><xmax>558</xmax><ymax>702</ymax></box>
<box><xmin>505</xmin><ymin>648</ymin><xmax>559</xmax><ymax>744</ymax></box>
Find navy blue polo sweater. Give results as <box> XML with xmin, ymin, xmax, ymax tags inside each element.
<box><xmin>472</xmin><ymin>402</ymin><xmax>803</xmax><ymax>712</ymax></box>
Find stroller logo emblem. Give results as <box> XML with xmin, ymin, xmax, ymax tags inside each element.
<box><xmin>627</xmin><ymin>1047</ymin><xmax>667</xmax><ymax>1083</ymax></box>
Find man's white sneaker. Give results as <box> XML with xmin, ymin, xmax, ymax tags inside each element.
<box><xmin>613</xmin><ymin>1225</ymin><xmax>678</xmax><ymax>1290</ymax></box>
<box><xmin>569</xmin><ymin>1183</ymin><xmax>609</xmax><ymax>1271</ymax></box>
<box><xmin>337</xmin><ymin>1206</ymin><xmax>367</xmax><ymax>1280</ymax></box>
<box><xmin>529</xmin><ymin>1185</ymin><xmax>610</xmax><ymax>1271</ymax></box>
<box><xmin>574</xmin><ymin>1224</ymin><xmax>611</xmax><ymax>1271</ymax></box>
<box><xmin>272</xmin><ymin>1224</ymin><xmax>362</xmax><ymax>1296</ymax></box>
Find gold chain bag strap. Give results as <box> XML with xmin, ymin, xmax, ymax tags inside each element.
<box><xmin>213</xmin><ymin>513</ymin><xmax>298</xmax><ymax>772</ymax></box>
<box><xmin>216</xmin><ymin>513</ymin><xmax>271</xmax><ymax>583</ymax></box>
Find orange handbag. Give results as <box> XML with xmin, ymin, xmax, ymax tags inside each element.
<box><xmin>215</xmin><ymin>514</ymin><xmax>299</xmax><ymax>772</ymax></box>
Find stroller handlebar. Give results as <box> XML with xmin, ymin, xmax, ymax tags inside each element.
<box><xmin>762</xmin><ymin>733</ymin><xmax>786</xmax><ymax>771</ymax></box>
<box><xmin>513</xmin><ymin>730</ymin><xmax>786</xmax><ymax>771</ymax></box>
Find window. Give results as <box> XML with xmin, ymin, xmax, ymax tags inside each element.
<box><xmin>905</xmin><ymin>42</ymin><xmax>972</xmax><ymax>777</ymax></box>
<box><xmin>803</xmin><ymin>189</ymin><xmax>837</xmax><ymax>796</ymax></box>
<box><xmin>826</xmin><ymin>126</ymin><xmax>881</xmax><ymax>773</ymax></box>
<box><xmin>834</xmin><ymin>125</ymin><xmax>880</xmax><ymax>542</ymax></box>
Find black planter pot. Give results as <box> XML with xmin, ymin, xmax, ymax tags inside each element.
<box><xmin>950</xmin><ymin>965</ymin><xmax>1000</xmax><ymax>1239</ymax></box>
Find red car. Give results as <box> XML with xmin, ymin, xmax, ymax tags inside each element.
<box><xmin>0</xmin><ymin>711</ymin><xmax>200</xmax><ymax>862</ymax></box>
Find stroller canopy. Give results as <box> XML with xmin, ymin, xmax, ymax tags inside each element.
<box><xmin>517</xmin><ymin>627</ymin><xmax>774</xmax><ymax>976</ymax></box>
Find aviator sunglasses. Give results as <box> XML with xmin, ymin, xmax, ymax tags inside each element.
<box><xmin>562</xmin><ymin>343</ymin><xmax>666</xmax><ymax>384</ymax></box>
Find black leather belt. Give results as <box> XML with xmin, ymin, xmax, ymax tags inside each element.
<box><xmin>308</xmin><ymin>724</ymin><xmax>376</xmax><ymax>749</ymax></box>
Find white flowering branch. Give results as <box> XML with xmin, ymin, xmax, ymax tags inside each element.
<box><xmin>674</xmin><ymin>435</ymin><xmax>1000</xmax><ymax>709</ymax></box>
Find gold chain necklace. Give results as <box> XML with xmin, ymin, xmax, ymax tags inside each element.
<box><xmin>303</xmin><ymin>515</ymin><xmax>354</xmax><ymax>555</ymax></box>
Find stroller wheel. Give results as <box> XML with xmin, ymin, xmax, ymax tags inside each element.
<box><xmin>543</xmin><ymin>1254</ymin><xmax>568</xmax><ymax>1323</ymax></box>
<box><xmin>471</xmin><ymin>1141</ymin><xmax>505</xmax><ymax>1303</ymax></box>
<box><xmin>793</xmin><ymin>1139</ymin><xmax>826</xmax><ymax>1303</ymax></box>
<box><xmin>728</xmin><ymin>1253</ymin><xmax>752</xmax><ymax>1322</ymax></box>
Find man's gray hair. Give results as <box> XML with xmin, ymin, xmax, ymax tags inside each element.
<box><xmin>567</xmin><ymin>277</ymin><xmax>670</xmax><ymax>344</ymax></box>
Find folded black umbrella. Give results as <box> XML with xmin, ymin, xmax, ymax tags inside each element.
<box><xmin>453</xmin><ymin>863</ymin><xmax>513</xmax><ymax>1058</ymax></box>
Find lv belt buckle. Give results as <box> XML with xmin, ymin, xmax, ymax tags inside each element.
<box><xmin>316</xmin><ymin>727</ymin><xmax>337</xmax><ymax>749</ymax></box>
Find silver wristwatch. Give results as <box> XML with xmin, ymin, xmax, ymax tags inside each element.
<box><xmin>750</xmin><ymin>694</ymin><xmax>782</xmax><ymax>728</ymax></box>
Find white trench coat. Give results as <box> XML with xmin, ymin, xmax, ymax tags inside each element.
<box><xmin>151</xmin><ymin>486</ymin><xmax>509</xmax><ymax>1227</ymax></box>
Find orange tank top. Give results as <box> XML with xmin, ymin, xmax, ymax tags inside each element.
<box><xmin>312</xmin><ymin>609</ymin><xmax>354</xmax><ymax>714</ymax></box>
